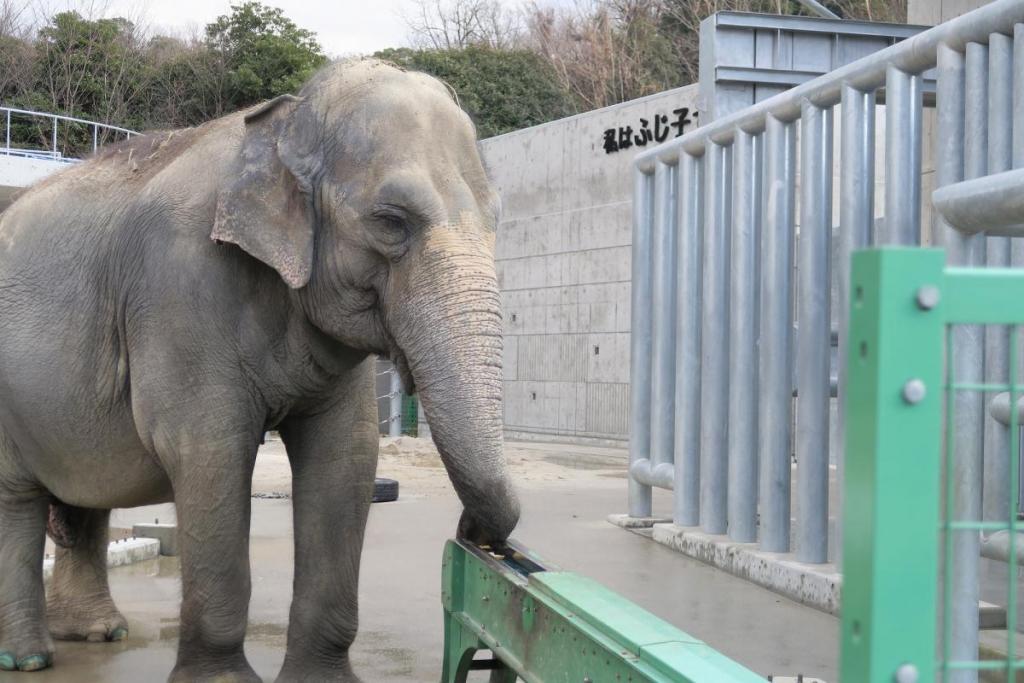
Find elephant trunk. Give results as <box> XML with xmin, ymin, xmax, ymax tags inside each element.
<box><xmin>388</xmin><ymin>228</ymin><xmax>519</xmax><ymax>544</ymax></box>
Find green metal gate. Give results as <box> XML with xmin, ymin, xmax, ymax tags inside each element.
<box><xmin>843</xmin><ymin>247</ymin><xmax>1023</xmax><ymax>682</ymax></box>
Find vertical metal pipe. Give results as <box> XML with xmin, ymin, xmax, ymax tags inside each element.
<box><xmin>674</xmin><ymin>153</ymin><xmax>703</xmax><ymax>526</ymax></box>
<box><xmin>984</xmin><ymin>33</ymin><xmax>1013</xmax><ymax>530</ymax></box>
<box><xmin>1013</xmin><ymin>25</ymin><xmax>1024</xmax><ymax>515</ymax></box>
<box><xmin>5</xmin><ymin>109</ymin><xmax>9</xmax><ymax>153</ymax></box>
<box><xmin>796</xmin><ymin>102</ymin><xmax>833</xmax><ymax>565</ymax></box>
<box><xmin>935</xmin><ymin>43</ymin><xmax>984</xmax><ymax>683</ymax></box>
<box><xmin>629</xmin><ymin>169</ymin><xmax>655</xmax><ymax>518</ymax></box>
<box><xmin>882</xmin><ymin>66</ymin><xmax>922</xmax><ymax>245</ymax></box>
<box><xmin>727</xmin><ymin>129</ymin><xmax>760</xmax><ymax>542</ymax></box>
<box><xmin>758</xmin><ymin>115</ymin><xmax>796</xmax><ymax>553</ymax></box>
<box><xmin>700</xmin><ymin>141</ymin><xmax>731</xmax><ymax>535</ymax></box>
<box><xmin>389</xmin><ymin>367</ymin><xmax>402</xmax><ymax>438</ymax></box>
<box><xmin>650</xmin><ymin>162</ymin><xmax>678</xmax><ymax>472</ymax></box>
<box><xmin>93</xmin><ymin>125</ymin><xmax>98</xmax><ymax>153</ymax></box>
<box><xmin>1015</xmin><ymin>25</ymin><xmax>1024</xmax><ymax>170</ymax></box>
<box><xmin>52</xmin><ymin>115</ymin><xmax>57</xmax><ymax>158</ymax></box>
<box><xmin>837</xmin><ymin>85</ymin><xmax>876</xmax><ymax>566</ymax></box>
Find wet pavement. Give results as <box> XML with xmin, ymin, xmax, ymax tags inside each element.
<box><xmin>15</xmin><ymin>454</ymin><xmax>838</xmax><ymax>682</ymax></box>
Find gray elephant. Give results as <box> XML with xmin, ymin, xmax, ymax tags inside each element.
<box><xmin>0</xmin><ymin>58</ymin><xmax>519</xmax><ymax>681</ymax></box>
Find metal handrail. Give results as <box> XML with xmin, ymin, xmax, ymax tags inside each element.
<box><xmin>0</xmin><ymin>105</ymin><xmax>136</xmax><ymax>163</ymax></box>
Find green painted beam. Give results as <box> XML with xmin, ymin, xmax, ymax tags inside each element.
<box><xmin>441</xmin><ymin>539</ymin><xmax>765</xmax><ymax>683</ymax></box>
<box><xmin>842</xmin><ymin>247</ymin><xmax>945</xmax><ymax>683</ymax></box>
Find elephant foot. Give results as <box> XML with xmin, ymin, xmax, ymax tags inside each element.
<box><xmin>276</xmin><ymin>653</ymin><xmax>361</xmax><ymax>683</ymax></box>
<box><xmin>47</xmin><ymin>594</ymin><xmax>128</xmax><ymax>642</ymax></box>
<box><xmin>0</xmin><ymin>629</ymin><xmax>55</xmax><ymax>672</ymax></box>
<box><xmin>169</xmin><ymin>657</ymin><xmax>261</xmax><ymax>683</ymax></box>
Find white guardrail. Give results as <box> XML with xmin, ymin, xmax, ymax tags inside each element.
<box><xmin>0</xmin><ymin>105</ymin><xmax>135</xmax><ymax>162</ymax></box>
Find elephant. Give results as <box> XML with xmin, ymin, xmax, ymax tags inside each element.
<box><xmin>0</xmin><ymin>58</ymin><xmax>519</xmax><ymax>681</ymax></box>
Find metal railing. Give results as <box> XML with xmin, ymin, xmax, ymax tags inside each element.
<box><xmin>0</xmin><ymin>106</ymin><xmax>135</xmax><ymax>162</ymax></box>
<box><xmin>627</xmin><ymin>0</ymin><xmax>1024</xmax><ymax>655</ymax></box>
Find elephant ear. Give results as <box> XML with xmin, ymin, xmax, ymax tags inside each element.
<box><xmin>212</xmin><ymin>94</ymin><xmax>320</xmax><ymax>289</ymax></box>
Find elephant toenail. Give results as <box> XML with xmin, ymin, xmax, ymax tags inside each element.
<box><xmin>111</xmin><ymin>627</ymin><xmax>128</xmax><ymax>641</ymax></box>
<box><xmin>17</xmin><ymin>654</ymin><xmax>51</xmax><ymax>671</ymax></box>
<box><xmin>0</xmin><ymin>652</ymin><xmax>14</xmax><ymax>670</ymax></box>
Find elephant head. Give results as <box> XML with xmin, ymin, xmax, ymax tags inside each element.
<box><xmin>212</xmin><ymin>59</ymin><xmax>519</xmax><ymax>544</ymax></box>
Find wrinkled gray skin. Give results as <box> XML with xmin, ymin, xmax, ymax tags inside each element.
<box><xmin>0</xmin><ymin>59</ymin><xmax>519</xmax><ymax>681</ymax></box>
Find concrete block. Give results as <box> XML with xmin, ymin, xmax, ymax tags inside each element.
<box><xmin>585</xmin><ymin>383</ymin><xmax>630</xmax><ymax>436</ymax></box>
<box><xmin>502</xmin><ymin>335</ymin><xmax>518</xmax><ymax>381</ymax></box>
<box><xmin>607</xmin><ymin>513</ymin><xmax>672</xmax><ymax>529</ymax></box>
<box><xmin>587</xmin><ymin>333</ymin><xmax>629</xmax><ymax>383</ymax></box>
<box><xmin>133</xmin><ymin>523</ymin><xmax>179</xmax><ymax>556</ymax></box>
<box><xmin>43</xmin><ymin>537</ymin><xmax>160</xmax><ymax>582</ymax></box>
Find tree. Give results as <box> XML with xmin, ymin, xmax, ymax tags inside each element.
<box><xmin>525</xmin><ymin>0</ymin><xmax>681</xmax><ymax>110</ymax></box>
<box><xmin>204</xmin><ymin>2</ymin><xmax>327</xmax><ymax>110</ymax></box>
<box><xmin>375</xmin><ymin>45</ymin><xmax>576</xmax><ymax>138</ymax></box>
<box><xmin>403</xmin><ymin>0</ymin><xmax>522</xmax><ymax>50</ymax></box>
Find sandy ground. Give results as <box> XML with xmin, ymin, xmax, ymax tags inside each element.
<box><xmin>24</xmin><ymin>437</ymin><xmax>839</xmax><ymax>683</ymax></box>
<box><xmin>250</xmin><ymin>434</ymin><xmax>630</xmax><ymax>499</ymax></box>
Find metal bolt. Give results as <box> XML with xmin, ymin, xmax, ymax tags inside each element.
<box><xmin>916</xmin><ymin>285</ymin><xmax>940</xmax><ymax>310</ymax></box>
<box><xmin>902</xmin><ymin>379</ymin><xmax>926</xmax><ymax>404</ymax></box>
<box><xmin>894</xmin><ymin>663</ymin><xmax>918</xmax><ymax>683</ymax></box>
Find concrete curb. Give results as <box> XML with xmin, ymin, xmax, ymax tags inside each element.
<box><xmin>43</xmin><ymin>537</ymin><xmax>161</xmax><ymax>582</ymax></box>
<box><xmin>607</xmin><ymin>513</ymin><xmax>671</xmax><ymax>529</ymax></box>
<box><xmin>609</xmin><ymin>515</ymin><xmax>841</xmax><ymax>614</ymax></box>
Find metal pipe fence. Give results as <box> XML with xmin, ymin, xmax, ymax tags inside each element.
<box><xmin>629</xmin><ymin>0</ymin><xmax>1024</xmax><ymax>590</ymax></box>
<box><xmin>0</xmin><ymin>106</ymin><xmax>134</xmax><ymax>162</ymax></box>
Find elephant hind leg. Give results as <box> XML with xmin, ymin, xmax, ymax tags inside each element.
<box><xmin>46</xmin><ymin>505</ymin><xmax>129</xmax><ymax>643</ymax></box>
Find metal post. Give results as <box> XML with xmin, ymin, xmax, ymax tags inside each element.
<box><xmin>727</xmin><ymin>129</ymin><xmax>760</xmax><ymax>542</ymax></box>
<box><xmin>93</xmin><ymin>124</ymin><xmax>98</xmax><ymax>153</ymax></box>
<box><xmin>389</xmin><ymin>366</ymin><xmax>402</xmax><ymax>438</ymax></box>
<box><xmin>52</xmin><ymin>115</ymin><xmax>57</xmax><ymax>158</ymax></box>
<box><xmin>650</xmin><ymin>161</ymin><xmax>678</xmax><ymax>472</ymax></box>
<box><xmin>796</xmin><ymin>102</ymin><xmax>833</xmax><ymax>564</ymax></box>
<box><xmin>674</xmin><ymin>152</ymin><xmax>703</xmax><ymax>526</ymax></box>
<box><xmin>699</xmin><ymin>141</ymin><xmax>731</xmax><ymax>535</ymax></box>
<box><xmin>837</xmin><ymin>85</ymin><xmax>876</xmax><ymax>565</ymax></box>
<box><xmin>1015</xmin><ymin>24</ymin><xmax>1024</xmax><ymax>170</ymax></box>
<box><xmin>758</xmin><ymin>115</ymin><xmax>796</xmax><ymax>553</ymax></box>
<box><xmin>1013</xmin><ymin>25</ymin><xmax>1024</xmax><ymax>515</ymax></box>
<box><xmin>984</xmin><ymin>32</ymin><xmax>1013</xmax><ymax>529</ymax></box>
<box><xmin>882</xmin><ymin>66</ymin><xmax>922</xmax><ymax>245</ymax></box>
<box><xmin>935</xmin><ymin>42</ymin><xmax>984</xmax><ymax>683</ymax></box>
<box><xmin>5</xmin><ymin>109</ymin><xmax>9</xmax><ymax>154</ymax></box>
<box><xmin>629</xmin><ymin>169</ymin><xmax>655</xmax><ymax>518</ymax></box>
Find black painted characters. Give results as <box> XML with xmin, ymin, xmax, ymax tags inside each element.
<box><xmin>602</xmin><ymin>107</ymin><xmax>698</xmax><ymax>154</ymax></box>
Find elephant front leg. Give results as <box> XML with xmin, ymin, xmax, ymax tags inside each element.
<box><xmin>0</xmin><ymin>493</ymin><xmax>53</xmax><ymax>672</ymax></box>
<box><xmin>276</xmin><ymin>363</ymin><xmax>379</xmax><ymax>683</ymax></box>
<box><xmin>168</xmin><ymin>440</ymin><xmax>261</xmax><ymax>683</ymax></box>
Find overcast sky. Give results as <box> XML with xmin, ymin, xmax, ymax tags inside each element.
<box><xmin>99</xmin><ymin>0</ymin><xmax>420</xmax><ymax>56</ymax></box>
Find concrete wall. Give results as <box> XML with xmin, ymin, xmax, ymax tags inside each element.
<box><xmin>0</xmin><ymin>155</ymin><xmax>72</xmax><ymax>211</ymax></box>
<box><xmin>479</xmin><ymin>84</ymin><xmax>700</xmax><ymax>445</ymax></box>
<box><xmin>909</xmin><ymin>0</ymin><xmax>990</xmax><ymax>24</ymax></box>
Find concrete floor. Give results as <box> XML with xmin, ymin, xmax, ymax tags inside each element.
<box><xmin>19</xmin><ymin>447</ymin><xmax>839</xmax><ymax>682</ymax></box>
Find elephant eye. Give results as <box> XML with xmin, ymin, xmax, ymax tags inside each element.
<box><xmin>370</xmin><ymin>204</ymin><xmax>411</xmax><ymax>246</ymax></box>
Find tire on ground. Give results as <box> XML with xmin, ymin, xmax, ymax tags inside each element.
<box><xmin>372</xmin><ymin>477</ymin><xmax>399</xmax><ymax>503</ymax></box>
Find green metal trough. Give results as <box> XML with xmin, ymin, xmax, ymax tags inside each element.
<box><xmin>441</xmin><ymin>538</ymin><xmax>765</xmax><ymax>682</ymax></box>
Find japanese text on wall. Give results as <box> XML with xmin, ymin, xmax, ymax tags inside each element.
<box><xmin>602</xmin><ymin>107</ymin><xmax>697</xmax><ymax>154</ymax></box>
